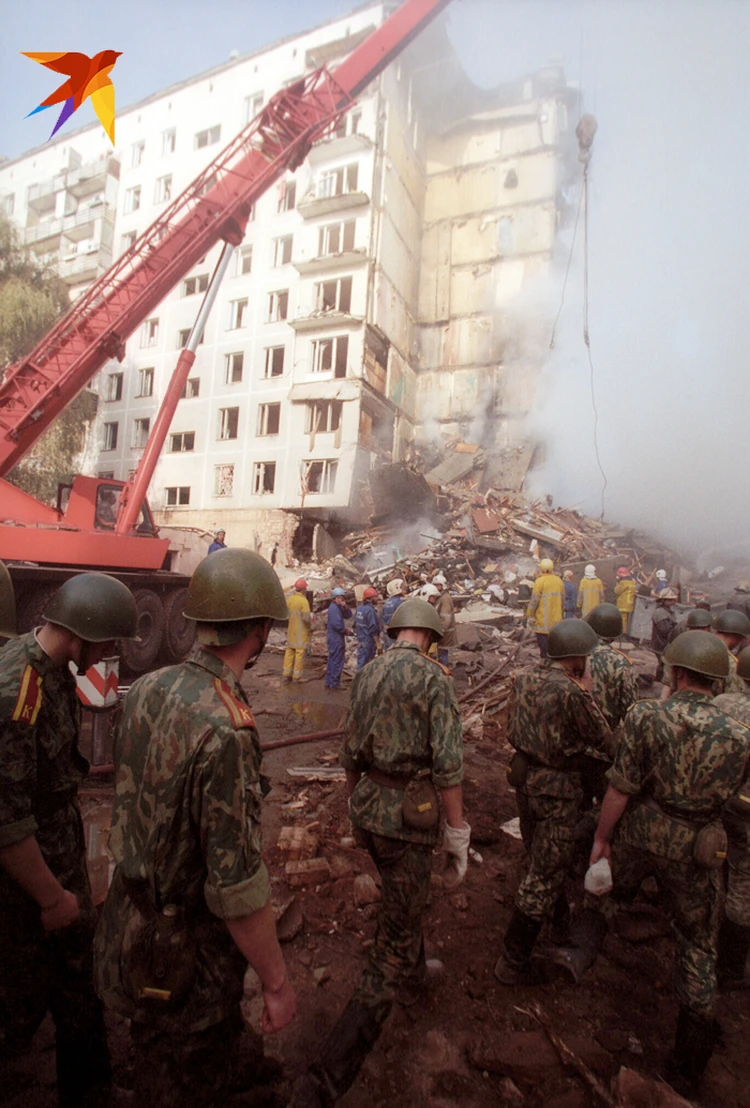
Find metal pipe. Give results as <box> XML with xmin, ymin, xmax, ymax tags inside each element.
<box><xmin>261</xmin><ymin>727</ymin><xmax>344</xmax><ymax>752</ymax></box>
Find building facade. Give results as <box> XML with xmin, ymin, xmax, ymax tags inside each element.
<box><xmin>0</xmin><ymin>3</ymin><xmax>580</xmax><ymax>560</ymax></box>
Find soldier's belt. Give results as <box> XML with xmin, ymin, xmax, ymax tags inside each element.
<box><xmin>637</xmin><ymin>795</ymin><xmax>708</xmax><ymax>831</ymax></box>
<box><xmin>366</xmin><ymin>767</ymin><xmax>412</xmax><ymax>791</ymax></box>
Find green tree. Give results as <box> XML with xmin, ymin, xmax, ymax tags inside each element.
<box><xmin>0</xmin><ymin>214</ymin><xmax>97</xmax><ymax>504</ymax></box>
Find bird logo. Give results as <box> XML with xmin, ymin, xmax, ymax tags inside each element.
<box><xmin>21</xmin><ymin>50</ymin><xmax>122</xmax><ymax>143</ymax></box>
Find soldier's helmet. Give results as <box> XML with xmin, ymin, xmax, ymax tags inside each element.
<box><xmin>736</xmin><ymin>646</ymin><xmax>750</xmax><ymax>681</ymax></box>
<box><xmin>585</xmin><ymin>603</ymin><xmax>622</xmax><ymax>641</ymax></box>
<box><xmin>547</xmin><ymin>619</ymin><xmax>598</xmax><ymax>658</ymax></box>
<box><xmin>664</xmin><ymin>631</ymin><xmax>729</xmax><ymax>679</ymax></box>
<box><xmin>540</xmin><ymin>558</ymin><xmax>554</xmax><ymax>573</ymax></box>
<box><xmin>387</xmin><ymin>597</ymin><xmax>444</xmax><ymax>641</ymax></box>
<box><xmin>686</xmin><ymin>609</ymin><xmax>713</xmax><ymax>630</ymax></box>
<box><xmin>715</xmin><ymin>609</ymin><xmax>750</xmax><ymax>637</ymax></box>
<box><xmin>43</xmin><ymin>573</ymin><xmax>138</xmax><ymax>642</ymax></box>
<box><xmin>0</xmin><ymin>561</ymin><xmax>17</xmax><ymax>639</ymax></box>
<box><xmin>184</xmin><ymin>548</ymin><xmax>288</xmax><ymax>638</ymax></box>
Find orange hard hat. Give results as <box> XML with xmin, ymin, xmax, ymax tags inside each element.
<box><xmin>363</xmin><ymin>586</ymin><xmax>378</xmax><ymax>600</ymax></box>
<box><xmin>295</xmin><ymin>578</ymin><xmax>308</xmax><ymax>589</ymax></box>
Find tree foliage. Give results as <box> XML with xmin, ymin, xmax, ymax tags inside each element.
<box><xmin>0</xmin><ymin>214</ymin><xmax>97</xmax><ymax>505</ymax></box>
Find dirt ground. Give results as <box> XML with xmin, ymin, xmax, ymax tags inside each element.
<box><xmin>3</xmin><ymin>630</ymin><xmax>750</xmax><ymax>1108</ymax></box>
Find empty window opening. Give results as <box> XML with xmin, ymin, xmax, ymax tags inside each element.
<box><xmin>315</xmin><ymin>276</ymin><xmax>352</xmax><ymax>313</ymax></box>
<box><xmin>213</xmin><ymin>464</ymin><xmax>234</xmax><ymax>497</ymax></box>
<box><xmin>106</xmin><ymin>373</ymin><xmax>123</xmax><ymax>402</ymax></box>
<box><xmin>183</xmin><ymin>273</ymin><xmax>209</xmax><ymax>296</ymax></box>
<box><xmin>305</xmin><ymin>400</ymin><xmax>342</xmax><ymax>435</ymax></box>
<box><xmin>136</xmin><ymin>367</ymin><xmax>154</xmax><ymax>397</ymax></box>
<box><xmin>169</xmin><ymin>431</ymin><xmax>195</xmax><ymax>452</ymax></box>
<box><xmin>264</xmin><ymin>346</ymin><xmax>285</xmax><ymax>378</ymax></box>
<box><xmin>311</xmin><ymin>334</ymin><xmax>348</xmax><ymax>377</ymax></box>
<box><xmin>267</xmin><ymin>290</ymin><xmax>289</xmax><ymax>322</ymax></box>
<box><xmin>218</xmin><ymin>407</ymin><xmax>239</xmax><ymax>440</ymax></box>
<box><xmin>318</xmin><ymin>220</ymin><xmax>355</xmax><ymax>256</ymax></box>
<box><xmin>132</xmin><ymin>418</ymin><xmax>151</xmax><ymax>448</ymax></box>
<box><xmin>253</xmin><ymin>462</ymin><xmax>276</xmax><ymax>494</ymax></box>
<box><xmin>257</xmin><ymin>403</ymin><xmax>281</xmax><ymax>436</ymax></box>
<box><xmin>165</xmin><ymin>486</ymin><xmax>190</xmax><ymax>506</ymax></box>
<box><xmin>225</xmin><ymin>352</ymin><xmax>244</xmax><ymax>384</ymax></box>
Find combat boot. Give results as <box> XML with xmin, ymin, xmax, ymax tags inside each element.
<box><xmin>549</xmin><ymin>892</ymin><xmax>571</xmax><ymax>945</ymax></box>
<box><xmin>717</xmin><ymin>917</ymin><xmax>750</xmax><ymax>989</ymax></box>
<box><xmin>287</xmin><ymin>1000</ymin><xmax>383</xmax><ymax>1107</ymax></box>
<box><xmin>493</xmin><ymin>910</ymin><xmax>543</xmax><ymax>985</ymax></box>
<box><xmin>550</xmin><ymin>908</ymin><xmax>608</xmax><ymax>983</ymax></box>
<box><xmin>664</xmin><ymin>1005</ymin><xmax>716</xmax><ymax>1099</ymax></box>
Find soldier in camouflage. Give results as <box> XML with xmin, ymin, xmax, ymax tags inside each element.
<box><xmin>714</xmin><ymin>608</ymin><xmax>750</xmax><ymax>695</ymax></box>
<box><xmin>494</xmin><ymin>619</ymin><xmax>612</xmax><ymax>986</ymax></box>
<box><xmin>0</xmin><ymin>572</ymin><xmax>137</xmax><ymax>1108</ymax></box>
<box><xmin>585</xmin><ymin>603</ymin><xmax>638</xmax><ymax>729</ymax></box>
<box><xmin>713</xmin><ymin>644</ymin><xmax>750</xmax><ymax>988</ymax></box>
<box><xmin>289</xmin><ymin>598</ymin><xmax>467</xmax><ymax>1107</ymax></box>
<box><xmin>564</xmin><ymin>632</ymin><xmax>750</xmax><ymax>1096</ymax></box>
<box><xmin>94</xmin><ymin>549</ymin><xmax>296</xmax><ymax>1108</ymax></box>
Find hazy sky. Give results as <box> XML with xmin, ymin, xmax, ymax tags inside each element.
<box><xmin>2</xmin><ymin>0</ymin><xmax>748</xmax><ymax>558</ymax></box>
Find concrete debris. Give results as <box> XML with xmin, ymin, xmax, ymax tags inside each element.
<box><xmin>277</xmin><ymin>825</ymin><xmax>320</xmax><ymax>862</ymax></box>
<box><xmin>352</xmin><ymin>873</ymin><xmax>381</xmax><ymax>908</ymax></box>
<box><xmin>313</xmin><ymin>966</ymin><xmax>331</xmax><ymax>986</ymax></box>
<box><xmin>275</xmin><ymin>898</ymin><xmax>304</xmax><ymax>943</ymax></box>
<box><xmin>613</xmin><ymin>1066</ymin><xmax>693</xmax><ymax>1107</ymax></box>
<box><xmin>285</xmin><ymin>857</ymin><xmax>331</xmax><ymax>888</ymax></box>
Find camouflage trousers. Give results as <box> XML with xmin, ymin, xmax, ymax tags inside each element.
<box><xmin>586</xmin><ymin>844</ymin><xmax>721</xmax><ymax>1020</ymax></box>
<box><xmin>725</xmin><ymin>824</ymin><xmax>750</xmax><ymax>927</ymax></box>
<box><xmin>0</xmin><ymin>807</ymin><xmax>111</xmax><ymax>1106</ymax></box>
<box><xmin>515</xmin><ymin>791</ymin><xmax>580</xmax><ymax>922</ymax></box>
<box><xmin>130</xmin><ymin>1005</ymin><xmax>265</xmax><ymax>1108</ymax></box>
<box><xmin>351</xmin><ymin>830</ymin><xmax>433</xmax><ymax>1026</ymax></box>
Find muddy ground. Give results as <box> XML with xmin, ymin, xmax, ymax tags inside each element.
<box><xmin>2</xmin><ymin>630</ymin><xmax>749</xmax><ymax>1108</ymax></box>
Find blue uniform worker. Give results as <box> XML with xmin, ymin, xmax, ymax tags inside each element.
<box><xmin>563</xmin><ymin>572</ymin><xmax>577</xmax><ymax>619</ymax></box>
<box><xmin>355</xmin><ymin>589</ymin><xmax>380</xmax><ymax>670</ymax></box>
<box><xmin>325</xmin><ymin>589</ymin><xmax>352</xmax><ymax>689</ymax></box>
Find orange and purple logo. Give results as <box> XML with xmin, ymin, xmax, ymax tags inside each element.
<box><xmin>22</xmin><ymin>50</ymin><xmax>121</xmax><ymax>143</ymax></box>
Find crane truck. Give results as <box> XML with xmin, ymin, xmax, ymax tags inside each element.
<box><xmin>0</xmin><ymin>0</ymin><xmax>451</xmax><ymax>675</ymax></box>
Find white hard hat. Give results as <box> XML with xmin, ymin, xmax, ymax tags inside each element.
<box><xmin>433</xmin><ymin>573</ymin><xmax>447</xmax><ymax>587</ymax></box>
<box><xmin>420</xmin><ymin>584</ymin><xmax>440</xmax><ymax>601</ymax></box>
<box><xmin>387</xmin><ymin>578</ymin><xmax>405</xmax><ymax>597</ymax></box>
<box><xmin>584</xmin><ymin>564</ymin><xmax>596</xmax><ymax>578</ymax></box>
<box><xmin>656</xmin><ymin>569</ymin><xmax>667</xmax><ymax>580</ymax></box>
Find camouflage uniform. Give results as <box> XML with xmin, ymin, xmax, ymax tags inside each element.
<box><xmin>507</xmin><ymin>662</ymin><xmax>611</xmax><ymax>921</ymax></box>
<box><xmin>713</xmin><ymin>688</ymin><xmax>750</xmax><ymax>928</ymax></box>
<box><xmin>598</xmin><ymin>691</ymin><xmax>750</xmax><ymax>1018</ymax></box>
<box><xmin>0</xmin><ymin>632</ymin><xmax>110</xmax><ymax>1106</ymax></box>
<box><xmin>94</xmin><ymin>647</ymin><xmax>271</xmax><ymax>1108</ymax></box>
<box><xmin>339</xmin><ymin>641</ymin><xmax>463</xmax><ymax>1022</ymax></box>
<box><xmin>723</xmin><ymin>652</ymin><xmax>746</xmax><ymax>696</ymax></box>
<box><xmin>588</xmin><ymin>641</ymin><xmax>638</xmax><ymax>729</ymax></box>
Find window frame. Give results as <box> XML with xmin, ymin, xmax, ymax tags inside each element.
<box><xmin>257</xmin><ymin>403</ymin><xmax>281</xmax><ymax>436</ymax></box>
<box><xmin>252</xmin><ymin>461</ymin><xmax>276</xmax><ymax>495</ymax></box>
<box><xmin>218</xmin><ymin>406</ymin><xmax>240</xmax><ymax>440</ymax></box>
<box><xmin>136</xmin><ymin>367</ymin><xmax>154</xmax><ymax>398</ymax></box>
<box><xmin>165</xmin><ymin>485</ymin><xmax>190</xmax><ymax>506</ymax></box>
<box><xmin>169</xmin><ymin>431</ymin><xmax>195</xmax><ymax>453</ymax></box>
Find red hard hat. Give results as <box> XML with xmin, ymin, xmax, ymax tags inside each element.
<box><xmin>363</xmin><ymin>586</ymin><xmax>378</xmax><ymax>600</ymax></box>
<box><xmin>616</xmin><ymin>567</ymin><xmax>630</xmax><ymax>578</ymax></box>
<box><xmin>295</xmin><ymin>578</ymin><xmax>308</xmax><ymax>589</ymax></box>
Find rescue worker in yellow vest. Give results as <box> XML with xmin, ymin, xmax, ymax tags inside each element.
<box><xmin>614</xmin><ymin>566</ymin><xmax>637</xmax><ymax>635</ymax></box>
<box><xmin>577</xmin><ymin>564</ymin><xmax>604</xmax><ymax>619</ymax></box>
<box><xmin>526</xmin><ymin>559</ymin><xmax>564</xmax><ymax>659</ymax></box>
<box><xmin>284</xmin><ymin>579</ymin><xmax>312</xmax><ymax>682</ymax></box>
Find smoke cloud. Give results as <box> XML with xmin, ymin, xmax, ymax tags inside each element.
<box><xmin>447</xmin><ymin>1</ymin><xmax>750</xmax><ymax>560</ymax></box>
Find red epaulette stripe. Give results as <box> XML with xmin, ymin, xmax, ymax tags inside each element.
<box><xmin>11</xmin><ymin>665</ymin><xmax>43</xmax><ymax>726</ymax></box>
<box><xmin>213</xmin><ymin>678</ymin><xmax>256</xmax><ymax>730</ymax></box>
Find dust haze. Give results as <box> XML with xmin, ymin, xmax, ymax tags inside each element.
<box><xmin>446</xmin><ymin>0</ymin><xmax>750</xmax><ymax>561</ymax></box>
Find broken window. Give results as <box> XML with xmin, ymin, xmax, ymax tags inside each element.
<box><xmin>213</xmin><ymin>464</ymin><xmax>234</xmax><ymax>497</ymax></box>
<box><xmin>252</xmin><ymin>461</ymin><xmax>276</xmax><ymax>494</ymax></box>
<box><xmin>267</xmin><ymin>290</ymin><xmax>289</xmax><ymax>322</ymax></box>
<box><xmin>195</xmin><ymin>125</ymin><xmax>221</xmax><ymax>149</ymax></box>
<box><xmin>257</xmin><ymin>403</ymin><xmax>281</xmax><ymax>436</ymax></box>
<box><xmin>272</xmin><ymin>235</ymin><xmax>293</xmax><ymax>267</ymax></box>
<box><xmin>177</xmin><ymin>328</ymin><xmax>204</xmax><ymax>349</ymax></box>
<box><xmin>165</xmin><ymin>486</ymin><xmax>190</xmax><ymax>506</ymax></box>
<box><xmin>225</xmin><ymin>352</ymin><xmax>244</xmax><ymax>384</ymax></box>
<box><xmin>302</xmin><ymin>459</ymin><xmax>337</xmax><ymax>495</ymax></box>
<box><xmin>318</xmin><ymin>220</ymin><xmax>356</xmax><ymax>256</ymax></box>
<box><xmin>218</xmin><ymin>407</ymin><xmax>239</xmax><ymax>440</ymax></box>
<box><xmin>132</xmin><ymin>418</ymin><xmax>150</xmax><ymax>449</ymax></box>
<box><xmin>136</xmin><ymin>367</ymin><xmax>154</xmax><ymax>397</ymax></box>
<box><xmin>315</xmin><ymin>276</ymin><xmax>352</xmax><ymax>313</ymax></box>
<box><xmin>162</xmin><ymin>128</ymin><xmax>176</xmax><ymax>155</ymax></box>
<box><xmin>102</xmin><ymin>422</ymin><xmax>119</xmax><ymax>451</ymax></box>
<box><xmin>131</xmin><ymin>141</ymin><xmax>145</xmax><ymax>168</ymax></box>
<box><xmin>304</xmin><ymin>400</ymin><xmax>342</xmax><ymax>434</ymax></box>
<box><xmin>169</xmin><ymin>431</ymin><xmax>195</xmax><ymax>452</ymax></box>
<box><xmin>228</xmin><ymin>298</ymin><xmax>249</xmax><ymax>329</ymax></box>
<box><xmin>140</xmin><ymin>317</ymin><xmax>159</xmax><ymax>347</ymax></box>
<box><xmin>125</xmin><ymin>186</ymin><xmax>141</xmax><ymax>214</ymax></box>
<box><xmin>277</xmin><ymin>180</ymin><xmax>296</xmax><ymax>212</ymax></box>
<box><xmin>181</xmin><ymin>377</ymin><xmax>200</xmax><ymax>398</ymax></box>
<box><xmin>318</xmin><ymin>163</ymin><xmax>359</xmax><ymax>199</ymax></box>
<box><xmin>236</xmin><ymin>246</ymin><xmax>252</xmax><ymax>275</ymax></box>
<box><xmin>106</xmin><ymin>373</ymin><xmax>123</xmax><ymax>402</ymax></box>
<box><xmin>311</xmin><ymin>334</ymin><xmax>348</xmax><ymax>377</ymax></box>
<box><xmin>154</xmin><ymin>175</ymin><xmax>172</xmax><ymax>203</ymax></box>
<box><xmin>120</xmin><ymin>231</ymin><xmax>136</xmax><ymax>253</ymax></box>
<box><xmin>264</xmin><ymin>346</ymin><xmax>285</xmax><ymax>378</ymax></box>
<box><xmin>182</xmin><ymin>273</ymin><xmax>209</xmax><ymax>296</ymax></box>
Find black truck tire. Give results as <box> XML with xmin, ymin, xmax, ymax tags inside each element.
<box><xmin>121</xmin><ymin>589</ymin><xmax>166</xmax><ymax>675</ymax></box>
<box><xmin>162</xmin><ymin>587</ymin><xmax>196</xmax><ymax>663</ymax></box>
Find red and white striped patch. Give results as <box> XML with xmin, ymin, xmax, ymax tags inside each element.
<box><xmin>74</xmin><ymin>658</ymin><xmax>120</xmax><ymax>708</ymax></box>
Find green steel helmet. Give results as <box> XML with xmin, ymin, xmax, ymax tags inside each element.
<box><xmin>0</xmin><ymin>561</ymin><xmax>17</xmax><ymax>638</ymax></box>
<box><xmin>585</xmin><ymin>603</ymin><xmax>622</xmax><ymax>641</ymax></box>
<box><xmin>184</xmin><ymin>548</ymin><xmax>288</xmax><ymax>624</ymax></box>
<box><xmin>686</xmin><ymin>609</ymin><xmax>713</xmax><ymax>630</ymax></box>
<box><xmin>664</xmin><ymin>631</ymin><xmax>729</xmax><ymax>679</ymax></box>
<box><xmin>387</xmin><ymin>597</ymin><xmax>443</xmax><ymax>640</ymax></box>
<box><xmin>547</xmin><ymin>618</ymin><xmax>598</xmax><ymax>658</ymax></box>
<box><xmin>715</xmin><ymin>609</ymin><xmax>750</xmax><ymax>637</ymax></box>
<box><xmin>43</xmin><ymin>573</ymin><xmax>138</xmax><ymax>641</ymax></box>
<box><xmin>736</xmin><ymin>646</ymin><xmax>750</xmax><ymax>681</ymax></box>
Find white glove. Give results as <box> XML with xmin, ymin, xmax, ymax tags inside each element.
<box><xmin>442</xmin><ymin>821</ymin><xmax>471</xmax><ymax>889</ymax></box>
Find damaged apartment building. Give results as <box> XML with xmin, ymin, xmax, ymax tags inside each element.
<box><xmin>0</xmin><ymin>2</ymin><xmax>581</xmax><ymax>561</ymax></box>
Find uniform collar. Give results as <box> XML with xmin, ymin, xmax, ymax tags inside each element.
<box><xmin>190</xmin><ymin>646</ymin><xmax>243</xmax><ymax>692</ymax></box>
<box><xmin>26</xmin><ymin>630</ymin><xmax>64</xmax><ymax>676</ymax></box>
<box><xmin>670</xmin><ymin>689</ymin><xmax>714</xmax><ymax>704</ymax></box>
<box><xmin>392</xmin><ymin>640</ymin><xmax>420</xmax><ymax>653</ymax></box>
